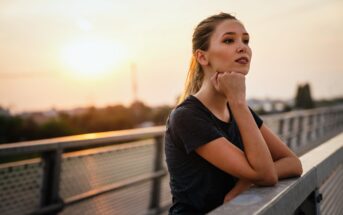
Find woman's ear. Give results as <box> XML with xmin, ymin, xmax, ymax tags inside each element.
<box><xmin>195</xmin><ymin>49</ymin><xmax>209</xmax><ymax>66</ymax></box>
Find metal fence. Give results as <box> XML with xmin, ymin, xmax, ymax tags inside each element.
<box><xmin>0</xmin><ymin>105</ymin><xmax>343</xmax><ymax>215</ymax></box>
<box><xmin>209</xmin><ymin>131</ymin><xmax>343</xmax><ymax>215</ymax></box>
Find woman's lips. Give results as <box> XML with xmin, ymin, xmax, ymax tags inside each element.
<box><xmin>235</xmin><ymin>57</ymin><xmax>249</xmax><ymax>65</ymax></box>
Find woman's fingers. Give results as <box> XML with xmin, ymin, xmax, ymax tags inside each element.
<box><xmin>215</xmin><ymin>71</ymin><xmax>246</xmax><ymax>102</ymax></box>
<box><xmin>210</xmin><ymin>72</ymin><xmax>220</xmax><ymax>92</ymax></box>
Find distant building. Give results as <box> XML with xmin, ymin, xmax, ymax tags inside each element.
<box><xmin>62</xmin><ymin>107</ymin><xmax>90</xmax><ymax>116</ymax></box>
<box><xmin>19</xmin><ymin>109</ymin><xmax>59</xmax><ymax>125</ymax></box>
<box><xmin>248</xmin><ymin>98</ymin><xmax>294</xmax><ymax>114</ymax></box>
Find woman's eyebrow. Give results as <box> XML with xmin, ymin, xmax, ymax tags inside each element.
<box><xmin>222</xmin><ymin>32</ymin><xmax>249</xmax><ymax>37</ymax></box>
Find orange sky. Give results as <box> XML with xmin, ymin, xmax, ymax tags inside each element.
<box><xmin>1</xmin><ymin>0</ymin><xmax>343</xmax><ymax>113</ymax></box>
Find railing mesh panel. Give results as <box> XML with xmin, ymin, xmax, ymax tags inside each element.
<box><xmin>319</xmin><ymin>163</ymin><xmax>343</xmax><ymax>215</ymax></box>
<box><xmin>0</xmin><ymin>159</ymin><xmax>43</xmax><ymax>215</ymax></box>
<box><xmin>60</xmin><ymin>139</ymin><xmax>155</xmax><ymax>199</ymax></box>
<box><xmin>60</xmin><ymin>180</ymin><xmax>152</xmax><ymax>215</ymax></box>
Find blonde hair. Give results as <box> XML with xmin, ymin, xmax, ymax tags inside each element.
<box><xmin>177</xmin><ymin>13</ymin><xmax>237</xmax><ymax>105</ymax></box>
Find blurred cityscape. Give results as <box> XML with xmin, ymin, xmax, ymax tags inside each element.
<box><xmin>1</xmin><ymin>82</ymin><xmax>343</xmax><ymax>144</ymax></box>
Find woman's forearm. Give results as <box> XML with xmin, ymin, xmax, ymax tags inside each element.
<box><xmin>230</xmin><ymin>101</ymin><xmax>276</xmax><ymax>183</ymax></box>
<box><xmin>224</xmin><ymin>157</ymin><xmax>302</xmax><ymax>202</ymax></box>
<box><xmin>274</xmin><ymin>157</ymin><xmax>303</xmax><ymax>179</ymax></box>
<box><xmin>223</xmin><ymin>179</ymin><xmax>252</xmax><ymax>203</ymax></box>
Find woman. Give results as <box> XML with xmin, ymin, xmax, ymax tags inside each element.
<box><xmin>164</xmin><ymin>13</ymin><xmax>303</xmax><ymax>214</ymax></box>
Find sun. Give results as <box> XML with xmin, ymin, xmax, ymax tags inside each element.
<box><xmin>61</xmin><ymin>37</ymin><xmax>127</xmax><ymax>77</ymax></box>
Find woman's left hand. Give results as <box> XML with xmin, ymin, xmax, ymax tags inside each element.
<box><xmin>223</xmin><ymin>179</ymin><xmax>253</xmax><ymax>203</ymax></box>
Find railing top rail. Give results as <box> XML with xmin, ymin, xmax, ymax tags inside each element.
<box><xmin>0</xmin><ymin>126</ymin><xmax>166</xmax><ymax>156</ymax></box>
<box><xmin>1</xmin><ymin>104</ymin><xmax>342</xmax><ymax>156</ymax></box>
<box><xmin>262</xmin><ymin>104</ymin><xmax>343</xmax><ymax>120</ymax></box>
<box><xmin>209</xmin><ymin>132</ymin><xmax>343</xmax><ymax>215</ymax></box>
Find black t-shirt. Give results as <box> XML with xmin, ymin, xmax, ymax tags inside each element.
<box><xmin>164</xmin><ymin>95</ymin><xmax>263</xmax><ymax>214</ymax></box>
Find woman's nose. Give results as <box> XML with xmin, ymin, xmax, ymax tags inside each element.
<box><xmin>236</xmin><ymin>45</ymin><xmax>247</xmax><ymax>53</ymax></box>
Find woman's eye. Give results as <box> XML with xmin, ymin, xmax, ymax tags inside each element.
<box><xmin>223</xmin><ymin>39</ymin><xmax>234</xmax><ymax>44</ymax></box>
<box><xmin>243</xmin><ymin>39</ymin><xmax>250</xmax><ymax>44</ymax></box>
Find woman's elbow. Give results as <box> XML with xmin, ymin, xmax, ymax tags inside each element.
<box><xmin>293</xmin><ymin>157</ymin><xmax>303</xmax><ymax>177</ymax></box>
<box><xmin>263</xmin><ymin>171</ymin><xmax>278</xmax><ymax>186</ymax></box>
<box><xmin>254</xmin><ymin>170</ymin><xmax>278</xmax><ymax>186</ymax></box>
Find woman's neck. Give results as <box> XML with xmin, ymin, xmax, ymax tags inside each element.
<box><xmin>193</xmin><ymin>80</ymin><xmax>230</xmax><ymax>122</ymax></box>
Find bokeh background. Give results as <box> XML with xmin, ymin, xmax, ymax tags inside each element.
<box><xmin>1</xmin><ymin>0</ymin><xmax>342</xmax><ymax>143</ymax></box>
<box><xmin>1</xmin><ymin>0</ymin><xmax>342</xmax><ymax>112</ymax></box>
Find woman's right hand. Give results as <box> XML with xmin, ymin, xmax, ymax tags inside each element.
<box><xmin>211</xmin><ymin>71</ymin><xmax>246</xmax><ymax>104</ymax></box>
<box><xmin>223</xmin><ymin>179</ymin><xmax>253</xmax><ymax>203</ymax></box>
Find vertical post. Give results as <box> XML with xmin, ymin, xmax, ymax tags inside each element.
<box><xmin>294</xmin><ymin>188</ymin><xmax>322</xmax><ymax>215</ymax></box>
<box><xmin>307</xmin><ymin>115</ymin><xmax>313</xmax><ymax>142</ymax></box>
<box><xmin>278</xmin><ymin>118</ymin><xmax>284</xmax><ymax>142</ymax></box>
<box><xmin>148</xmin><ymin>136</ymin><xmax>164</xmax><ymax>214</ymax></box>
<box><xmin>297</xmin><ymin>116</ymin><xmax>303</xmax><ymax>148</ymax></box>
<box><xmin>318</xmin><ymin>113</ymin><xmax>324</xmax><ymax>139</ymax></box>
<box><xmin>288</xmin><ymin>117</ymin><xmax>294</xmax><ymax>149</ymax></box>
<box><xmin>40</xmin><ymin>148</ymin><xmax>63</xmax><ymax>214</ymax></box>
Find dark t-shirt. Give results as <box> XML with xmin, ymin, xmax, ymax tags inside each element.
<box><xmin>164</xmin><ymin>95</ymin><xmax>263</xmax><ymax>214</ymax></box>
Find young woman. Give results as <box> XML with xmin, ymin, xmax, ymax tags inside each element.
<box><xmin>164</xmin><ymin>13</ymin><xmax>303</xmax><ymax>214</ymax></box>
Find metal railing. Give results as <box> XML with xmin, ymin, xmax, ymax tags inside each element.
<box><xmin>0</xmin><ymin>104</ymin><xmax>343</xmax><ymax>215</ymax></box>
<box><xmin>209</xmin><ymin>131</ymin><xmax>343</xmax><ymax>215</ymax></box>
<box><xmin>0</xmin><ymin>127</ymin><xmax>167</xmax><ymax>215</ymax></box>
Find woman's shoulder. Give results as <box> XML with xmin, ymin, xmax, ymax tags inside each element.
<box><xmin>170</xmin><ymin>95</ymin><xmax>211</xmax><ymax>120</ymax></box>
<box><xmin>166</xmin><ymin>96</ymin><xmax>212</xmax><ymax>131</ymax></box>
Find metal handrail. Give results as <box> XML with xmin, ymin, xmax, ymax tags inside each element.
<box><xmin>0</xmin><ymin>126</ymin><xmax>166</xmax><ymax>156</ymax></box>
<box><xmin>1</xmin><ymin>105</ymin><xmax>343</xmax><ymax>215</ymax></box>
<box><xmin>1</xmin><ymin>126</ymin><xmax>166</xmax><ymax>215</ymax></box>
<box><xmin>208</xmin><ymin>132</ymin><xmax>343</xmax><ymax>215</ymax></box>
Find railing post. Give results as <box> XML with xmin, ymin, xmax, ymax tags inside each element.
<box><xmin>40</xmin><ymin>148</ymin><xmax>64</xmax><ymax>214</ymax></box>
<box><xmin>148</xmin><ymin>136</ymin><xmax>164</xmax><ymax>214</ymax></box>
<box><xmin>297</xmin><ymin>116</ymin><xmax>303</xmax><ymax>148</ymax></box>
<box><xmin>278</xmin><ymin>118</ymin><xmax>285</xmax><ymax>141</ymax></box>
<box><xmin>294</xmin><ymin>188</ymin><xmax>322</xmax><ymax>215</ymax></box>
<box><xmin>288</xmin><ymin>117</ymin><xmax>294</xmax><ymax>148</ymax></box>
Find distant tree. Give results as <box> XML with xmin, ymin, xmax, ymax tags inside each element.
<box><xmin>254</xmin><ymin>106</ymin><xmax>267</xmax><ymax>115</ymax></box>
<box><xmin>0</xmin><ymin>102</ymin><xmax>172</xmax><ymax>144</ymax></box>
<box><xmin>295</xmin><ymin>83</ymin><xmax>314</xmax><ymax>109</ymax></box>
<box><xmin>0</xmin><ymin>115</ymin><xmax>23</xmax><ymax>143</ymax></box>
<box><xmin>0</xmin><ymin>114</ymin><xmax>41</xmax><ymax>143</ymax></box>
<box><xmin>151</xmin><ymin>105</ymin><xmax>173</xmax><ymax>125</ymax></box>
<box><xmin>38</xmin><ymin>119</ymin><xmax>73</xmax><ymax>139</ymax></box>
<box><xmin>282</xmin><ymin>104</ymin><xmax>293</xmax><ymax>112</ymax></box>
<box><xmin>130</xmin><ymin>100</ymin><xmax>152</xmax><ymax>125</ymax></box>
<box><xmin>315</xmin><ymin>97</ymin><xmax>343</xmax><ymax>107</ymax></box>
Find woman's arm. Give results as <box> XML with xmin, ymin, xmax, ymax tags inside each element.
<box><xmin>223</xmin><ymin>179</ymin><xmax>252</xmax><ymax>203</ymax></box>
<box><xmin>223</xmin><ymin>124</ymin><xmax>303</xmax><ymax>203</ymax></box>
<box><xmin>260</xmin><ymin>124</ymin><xmax>303</xmax><ymax>177</ymax></box>
<box><xmin>196</xmin><ymin>72</ymin><xmax>277</xmax><ymax>186</ymax></box>
<box><xmin>196</xmin><ymin>103</ymin><xmax>278</xmax><ymax>186</ymax></box>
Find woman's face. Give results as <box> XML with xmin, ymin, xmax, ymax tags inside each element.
<box><xmin>206</xmin><ymin>19</ymin><xmax>252</xmax><ymax>75</ymax></box>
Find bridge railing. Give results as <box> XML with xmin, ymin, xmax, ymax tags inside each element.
<box><xmin>262</xmin><ymin>104</ymin><xmax>343</xmax><ymax>155</ymax></box>
<box><xmin>209</xmin><ymin>131</ymin><xmax>343</xmax><ymax>215</ymax></box>
<box><xmin>0</xmin><ymin>127</ymin><xmax>167</xmax><ymax>215</ymax></box>
<box><xmin>0</xmin><ymin>105</ymin><xmax>342</xmax><ymax>215</ymax></box>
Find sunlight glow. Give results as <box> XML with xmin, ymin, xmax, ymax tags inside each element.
<box><xmin>61</xmin><ymin>38</ymin><xmax>127</xmax><ymax>77</ymax></box>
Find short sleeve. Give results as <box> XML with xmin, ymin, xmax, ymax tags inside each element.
<box><xmin>170</xmin><ymin>107</ymin><xmax>223</xmax><ymax>154</ymax></box>
<box><xmin>248</xmin><ymin>106</ymin><xmax>263</xmax><ymax>128</ymax></box>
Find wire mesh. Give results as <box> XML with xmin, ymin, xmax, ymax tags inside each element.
<box><xmin>319</xmin><ymin>164</ymin><xmax>343</xmax><ymax>215</ymax></box>
<box><xmin>0</xmin><ymin>159</ymin><xmax>43</xmax><ymax>215</ymax></box>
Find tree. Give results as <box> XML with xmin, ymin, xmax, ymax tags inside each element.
<box><xmin>295</xmin><ymin>83</ymin><xmax>315</xmax><ymax>109</ymax></box>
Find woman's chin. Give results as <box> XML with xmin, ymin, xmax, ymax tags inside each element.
<box><xmin>227</xmin><ymin>66</ymin><xmax>250</xmax><ymax>75</ymax></box>
<box><xmin>232</xmin><ymin>70</ymin><xmax>249</xmax><ymax>76</ymax></box>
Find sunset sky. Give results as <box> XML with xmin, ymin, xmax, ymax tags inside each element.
<box><xmin>1</xmin><ymin>0</ymin><xmax>342</xmax><ymax>113</ymax></box>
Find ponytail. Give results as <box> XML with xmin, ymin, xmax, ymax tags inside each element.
<box><xmin>177</xmin><ymin>56</ymin><xmax>204</xmax><ymax>105</ymax></box>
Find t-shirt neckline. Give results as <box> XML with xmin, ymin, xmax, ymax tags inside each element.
<box><xmin>189</xmin><ymin>95</ymin><xmax>233</xmax><ymax>124</ymax></box>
